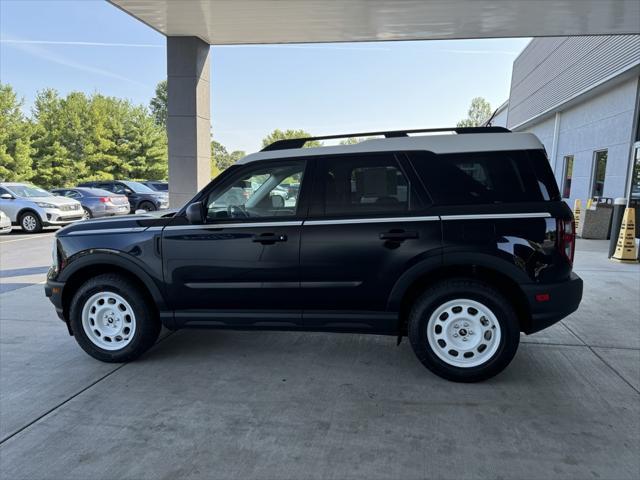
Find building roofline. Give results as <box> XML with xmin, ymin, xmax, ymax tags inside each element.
<box><xmin>509</xmin><ymin>61</ymin><xmax>640</xmax><ymax>130</ymax></box>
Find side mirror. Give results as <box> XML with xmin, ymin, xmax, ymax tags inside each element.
<box><xmin>185</xmin><ymin>201</ymin><xmax>205</xmax><ymax>224</ymax></box>
<box><xmin>0</xmin><ymin>193</ymin><xmax>14</xmax><ymax>200</ymax></box>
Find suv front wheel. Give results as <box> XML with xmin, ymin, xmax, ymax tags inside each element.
<box><xmin>69</xmin><ymin>273</ymin><xmax>161</xmax><ymax>362</ymax></box>
<box><xmin>20</xmin><ymin>211</ymin><xmax>43</xmax><ymax>233</ymax></box>
<box><xmin>408</xmin><ymin>278</ymin><xmax>520</xmax><ymax>382</ymax></box>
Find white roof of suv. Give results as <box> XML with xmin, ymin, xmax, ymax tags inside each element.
<box><xmin>238</xmin><ymin>131</ymin><xmax>544</xmax><ymax>165</ymax></box>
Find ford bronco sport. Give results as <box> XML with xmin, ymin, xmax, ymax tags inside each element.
<box><xmin>45</xmin><ymin>127</ymin><xmax>583</xmax><ymax>382</ymax></box>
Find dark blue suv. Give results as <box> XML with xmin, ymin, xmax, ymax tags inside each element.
<box><xmin>46</xmin><ymin>127</ymin><xmax>582</xmax><ymax>382</ymax></box>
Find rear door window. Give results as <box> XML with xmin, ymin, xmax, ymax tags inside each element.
<box><xmin>312</xmin><ymin>153</ymin><xmax>421</xmax><ymax>216</ymax></box>
<box><xmin>409</xmin><ymin>150</ymin><xmax>553</xmax><ymax>205</ymax></box>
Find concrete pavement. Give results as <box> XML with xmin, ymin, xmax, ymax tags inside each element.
<box><xmin>0</xmin><ymin>236</ymin><xmax>638</xmax><ymax>479</ymax></box>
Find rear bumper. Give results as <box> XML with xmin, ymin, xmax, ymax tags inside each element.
<box><xmin>44</xmin><ymin>279</ymin><xmax>66</xmax><ymax>321</ymax></box>
<box><xmin>521</xmin><ymin>272</ymin><xmax>583</xmax><ymax>334</ymax></box>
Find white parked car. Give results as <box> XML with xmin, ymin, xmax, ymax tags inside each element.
<box><xmin>0</xmin><ymin>209</ymin><xmax>11</xmax><ymax>234</ymax></box>
<box><xmin>0</xmin><ymin>182</ymin><xmax>83</xmax><ymax>233</ymax></box>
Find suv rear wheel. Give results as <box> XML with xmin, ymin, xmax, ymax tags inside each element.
<box><xmin>408</xmin><ymin>278</ymin><xmax>519</xmax><ymax>382</ymax></box>
<box><xmin>69</xmin><ymin>273</ymin><xmax>161</xmax><ymax>362</ymax></box>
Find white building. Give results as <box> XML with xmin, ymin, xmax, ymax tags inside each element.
<box><xmin>495</xmin><ymin>35</ymin><xmax>640</xmax><ymax>204</ymax></box>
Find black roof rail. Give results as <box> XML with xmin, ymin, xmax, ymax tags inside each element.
<box><xmin>261</xmin><ymin>126</ymin><xmax>511</xmax><ymax>151</ymax></box>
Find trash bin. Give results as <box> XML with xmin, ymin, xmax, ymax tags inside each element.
<box><xmin>577</xmin><ymin>198</ymin><xmax>614</xmax><ymax>239</ymax></box>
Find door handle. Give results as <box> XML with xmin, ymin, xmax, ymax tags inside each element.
<box><xmin>379</xmin><ymin>230</ymin><xmax>419</xmax><ymax>241</ymax></box>
<box><xmin>252</xmin><ymin>233</ymin><xmax>287</xmax><ymax>244</ymax></box>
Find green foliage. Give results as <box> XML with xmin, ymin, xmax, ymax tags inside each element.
<box><xmin>0</xmin><ymin>82</ymin><xmax>168</xmax><ymax>189</ymax></box>
<box><xmin>457</xmin><ymin>97</ymin><xmax>492</xmax><ymax>127</ymax></box>
<box><xmin>261</xmin><ymin>129</ymin><xmax>322</xmax><ymax>149</ymax></box>
<box><xmin>0</xmin><ymin>84</ymin><xmax>34</xmax><ymax>181</ymax></box>
<box><xmin>211</xmin><ymin>139</ymin><xmax>245</xmax><ymax>176</ymax></box>
<box><xmin>150</xmin><ymin>80</ymin><xmax>167</xmax><ymax>127</ymax></box>
<box><xmin>339</xmin><ymin>137</ymin><xmax>380</xmax><ymax>145</ymax></box>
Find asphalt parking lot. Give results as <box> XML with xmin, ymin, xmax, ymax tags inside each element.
<box><xmin>0</xmin><ymin>229</ymin><xmax>638</xmax><ymax>479</ymax></box>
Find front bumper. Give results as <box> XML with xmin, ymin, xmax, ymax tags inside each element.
<box><xmin>521</xmin><ymin>272</ymin><xmax>583</xmax><ymax>334</ymax></box>
<box><xmin>43</xmin><ymin>207</ymin><xmax>83</xmax><ymax>225</ymax></box>
<box><xmin>44</xmin><ymin>278</ymin><xmax>66</xmax><ymax>321</ymax></box>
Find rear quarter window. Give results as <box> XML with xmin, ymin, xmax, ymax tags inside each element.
<box><xmin>409</xmin><ymin>150</ymin><xmax>556</xmax><ymax>205</ymax></box>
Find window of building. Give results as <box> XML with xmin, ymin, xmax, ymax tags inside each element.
<box><xmin>591</xmin><ymin>150</ymin><xmax>607</xmax><ymax>198</ymax></box>
<box><xmin>631</xmin><ymin>144</ymin><xmax>640</xmax><ymax>200</ymax></box>
<box><xmin>562</xmin><ymin>155</ymin><xmax>574</xmax><ymax>198</ymax></box>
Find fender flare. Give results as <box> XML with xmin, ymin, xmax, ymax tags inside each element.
<box><xmin>59</xmin><ymin>249</ymin><xmax>169</xmax><ymax>313</ymax></box>
<box><xmin>387</xmin><ymin>250</ymin><xmax>529</xmax><ymax>311</ymax></box>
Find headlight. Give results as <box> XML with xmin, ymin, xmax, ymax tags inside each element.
<box><xmin>36</xmin><ymin>202</ymin><xmax>57</xmax><ymax>208</ymax></box>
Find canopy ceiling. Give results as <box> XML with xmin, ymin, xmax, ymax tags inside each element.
<box><xmin>109</xmin><ymin>0</ymin><xmax>640</xmax><ymax>45</ymax></box>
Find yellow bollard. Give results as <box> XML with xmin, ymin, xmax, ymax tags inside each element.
<box><xmin>612</xmin><ymin>207</ymin><xmax>638</xmax><ymax>263</ymax></box>
<box><xmin>573</xmin><ymin>199</ymin><xmax>582</xmax><ymax>233</ymax></box>
<box><xmin>586</xmin><ymin>198</ymin><xmax>593</xmax><ymax>210</ymax></box>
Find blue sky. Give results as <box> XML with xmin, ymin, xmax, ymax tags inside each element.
<box><xmin>1</xmin><ymin>0</ymin><xmax>530</xmax><ymax>152</ymax></box>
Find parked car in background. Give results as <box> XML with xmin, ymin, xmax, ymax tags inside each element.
<box><xmin>51</xmin><ymin>188</ymin><xmax>130</xmax><ymax>219</ymax></box>
<box><xmin>0</xmin><ymin>182</ymin><xmax>83</xmax><ymax>233</ymax></box>
<box><xmin>141</xmin><ymin>180</ymin><xmax>168</xmax><ymax>192</ymax></box>
<box><xmin>77</xmin><ymin>180</ymin><xmax>169</xmax><ymax>212</ymax></box>
<box><xmin>0</xmin><ymin>209</ymin><xmax>12</xmax><ymax>234</ymax></box>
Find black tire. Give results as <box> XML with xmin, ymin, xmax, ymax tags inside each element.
<box><xmin>408</xmin><ymin>278</ymin><xmax>520</xmax><ymax>383</ymax></box>
<box><xmin>82</xmin><ymin>207</ymin><xmax>92</xmax><ymax>220</ymax></box>
<box><xmin>69</xmin><ymin>273</ymin><xmax>161</xmax><ymax>362</ymax></box>
<box><xmin>19</xmin><ymin>211</ymin><xmax>43</xmax><ymax>233</ymax></box>
<box><xmin>138</xmin><ymin>201</ymin><xmax>156</xmax><ymax>212</ymax></box>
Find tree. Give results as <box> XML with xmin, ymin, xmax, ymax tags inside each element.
<box><xmin>150</xmin><ymin>80</ymin><xmax>167</xmax><ymax>127</ymax></box>
<box><xmin>120</xmin><ymin>106</ymin><xmax>168</xmax><ymax>180</ymax></box>
<box><xmin>0</xmin><ymin>84</ymin><xmax>33</xmax><ymax>182</ymax></box>
<box><xmin>211</xmin><ymin>140</ymin><xmax>245</xmax><ymax>175</ymax></box>
<box><xmin>339</xmin><ymin>136</ymin><xmax>379</xmax><ymax>145</ymax></box>
<box><xmin>457</xmin><ymin>97</ymin><xmax>492</xmax><ymax>127</ymax></box>
<box><xmin>30</xmin><ymin>89</ymin><xmax>88</xmax><ymax>188</ymax></box>
<box><xmin>261</xmin><ymin>129</ymin><xmax>322</xmax><ymax>149</ymax></box>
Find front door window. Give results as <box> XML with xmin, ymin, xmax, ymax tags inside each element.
<box><xmin>206</xmin><ymin>161</ymin><xmax>305</xmax><ymax>221</ymax></box>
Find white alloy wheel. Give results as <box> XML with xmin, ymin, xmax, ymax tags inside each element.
<box><xmin>426</xmin><ymin>298</ymin><xmax>502</xmax><ymax>368</ymax></box>
<box><xmin>82</xmin><ymin>208</ymin><xmax>91</xmax><ymax>220</ymax></box>
<box><xmin>22</xmin><ymin>214</ymin><xmax>37</xmax><ymax>232</ymax></box>
<box><xmin>81</xmin><ymin>291</ymin><xmax>137</xmax><ymax>350</ymax></box>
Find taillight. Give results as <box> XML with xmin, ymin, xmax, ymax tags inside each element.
<box><xmin>99</xmin><ymin>197</ymin><xmax>110</xmax><ymax>203</ymax></box>
<box><xmin>557</xmin><ymin>218</ymin><xmax>575</xmax><ymax>265</ymax></box>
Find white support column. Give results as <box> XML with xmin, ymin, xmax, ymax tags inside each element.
<box><xmin>167</xmin><ymin>36</ymin><xmax>211</xmax><ymax>209</ymax></box>
<box><xmin>550</xmin><ymin>111</ymin><xmax>561</xmax><ymax>181</ymax></box>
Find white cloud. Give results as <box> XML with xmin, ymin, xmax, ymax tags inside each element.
<box><xmin>0</xmin><ymin>39</ymin><xmax>162</xmax><ymax>48</ymax></box>
<box><xmin>1</xmin><ymin>37</ymin><xmax>150</xmax><ymax>87</ymax></box>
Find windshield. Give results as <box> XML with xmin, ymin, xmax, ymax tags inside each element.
<box><xmin>121</xmin><ymin>181</ymin><xmax>156</xmax><ymax>194</ymax></box>
<box><xmin>5</xmin><ymin>184</ymin><xmax>53</xmax><ymax>198</ymax></box>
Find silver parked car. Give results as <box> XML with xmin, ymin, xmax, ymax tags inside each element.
<box><xmin>51</xmin><ymin>187</ymin><xmax>130</xmax><ymax>219</ymax></box>
<box><xmin>0</xmin><ymin>182</ymin><xmax>83</xmax><ymax>233</ymax></box>
<box><xmin>0</xmin><ymin>209</ymin><xmax>11</xmax><ymax>234</ymax></box>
